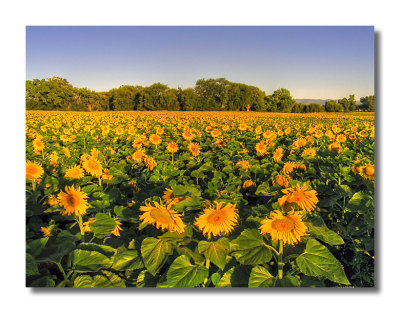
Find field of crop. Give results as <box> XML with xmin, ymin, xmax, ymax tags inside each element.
<box><xmin>26</xmin><ymin>111</ymin><xmax>374</xmax><ymax>288</ymax></box>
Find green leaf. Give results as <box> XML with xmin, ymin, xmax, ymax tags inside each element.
<box><xmin>348</xmin><ymin>191</ymin><xmax>364</xmax><ymax>207</ymax></box>
<box><xmin>72</xmin><ymin>249</ymin><xmax>112</xmax><ymax>272</ymax></box>
<box><xmin>74</xmin><ymin>271</ymin><xmax>126</xmax><ymax>288</ymax></box>
<box><xmin>211</xmin><ymin>273</ymin><xmax>221</xmax><ymax>286</ymax></box>
<box><xmin>198</xmin><ymin>238</ymin><xmax>230</xmax><ymax>270</ymax></box>
<box><xmin>30</xmin><ymin>276</ymin><xmax>56</xmax><ymax>287</ymax></box>
<box><xmin>172</xmin><ymin>197</ymin><xmax>202</xmax><ymax>212</ymax></box>
<box><xmin>166</xmin><ymin>255</ymin><xmax>209</xmax><ymax>287</ymax></box>
<box><xmin>141</xmin><ymin>237</ymin><xmax>174</xmax><ymax>276</ymax></box>
<box><xmin>305</xmin><ymin>216</ymin><xmax>344</xmax><ymax>245</ymax></box>
<box><xmin>296</xmin><ymin>239</ymin><xmax>350</xmax><ymax>285</ymax></box>
<box><xmin>26</xmin><ymin>253</ymin><xmax>40</xmax><ymax>276</ymax></box>
<box><xmin>231</xmin><ymin>229</ymin><xmax>272</xmax><ymax>265</ymax></box>
<box><xmin>136</xmin><ymin>270</ymin><xmax>160</xmax><ymax>287</ymax></box>
<box><xmin>275</xmin><ymin>275</ymin><xmax>301</xmax><ymax>287</ymax></box>
<box><xmin>91</xmin><ymin>213</ymin><xmax>117</xmax><ymax>238</ymax></box>
<box><xmin>300</xmin><ymin>276</ymin><xmax>325</xmax><ymax>287</ymax></box>
<box><xmin>216</xmin><ymin>267</ymin><xmax>234</xmax><ymax>288</ymax></box>
<box><xmin>26</xmin><ymin>237</ymin><xmax>49</xmax><ymax>257</ymax></box>
<box><xmin>77</xmin><ymin>242</ymin><xmax>117</xmax><ymax>258</ymax></box>
<box><xmin>248</xmin><ymin>265</ymin><xmax>274</xmax><ymax>287</ymax></box>
<box><xmin>112</xmin><ymin>250</ymin><xmax>144</xmax><ymax>271</ymax></box>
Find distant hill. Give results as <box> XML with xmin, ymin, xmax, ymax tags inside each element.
<box><xmin>295</xmin><ymin>99</ymin><xmax>328</xmax><ymax>105</ymax></box>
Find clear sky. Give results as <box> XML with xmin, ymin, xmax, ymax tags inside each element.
<box><xmin>26</xmin><ymin>26</ymin><xmax>374</xmax><ymax>99</ymax></box>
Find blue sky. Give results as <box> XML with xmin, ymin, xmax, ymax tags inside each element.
<box><xmin>26</xmin><ymin>26</ymin><xmax>374</xmax><ymax>99</ymax></box>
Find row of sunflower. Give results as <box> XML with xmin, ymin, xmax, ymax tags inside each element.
<box><xmin>26</xmin><ymin>110</ymin><xmax>374</xmax><ymax>287</ymax></box>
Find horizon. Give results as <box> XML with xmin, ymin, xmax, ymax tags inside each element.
<box><xmin>26</xmin><ymin>26</ymin><xmax>374</xmax><ymax>99</ymax></box>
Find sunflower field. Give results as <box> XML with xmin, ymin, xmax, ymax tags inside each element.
<box><xmin>26</xmin><ymin>111</ymin><xmax>375</xmax><ymax>288</ymax></box>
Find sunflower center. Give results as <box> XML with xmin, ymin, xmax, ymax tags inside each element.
<box><xmin>207</xmin><ymin>210</ymin><xmax>225</xmax><ymax>224</ymax></box>
<box><xmin>66</xmin><ymin>194</ymin><xmax>80</xmax><ymax>207</ymax></box>
<box><xmin>88</xmin><ymin>159</ymin><xmax>99</xmax><ymax>170</ymax></box>
<box><xmin>27</xmin><ymin>165</ymin><xmax>37</xmax><ymax>174</ymax></box>
<box><xmin>150</xmin><ymin>208</ymin><xmax>174</xmax><ymax>224</ymax></box>
<box><xmin>272</xmin><ymin>217</ymin><xmax>294</xmax><ymax>232</ymax></box>
<box><xmin>288</xmin><ymin>192</ymin><xmax>305</xmax><ymax>203</ymax></box>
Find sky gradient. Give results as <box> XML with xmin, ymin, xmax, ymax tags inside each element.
<box><xmin>26</xmin><ymin>26</ymin><xmax>374</xmax><ymax>99</ymax></box>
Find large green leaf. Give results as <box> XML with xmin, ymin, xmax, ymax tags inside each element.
<box><xmin>172</xmin><ymin>197</ymin><xmax>202</xmax><ymax>212</ymax></box>
<box><xmin>90</xmin><ymin>213</ymin><xmax>117</xmax><ymax>238</ymax></box>
<box><xmin>136</xmin><ymin>270</ymin><xmax>160</xmax><ymax>287</ymax></box>
<box><xmin>296</xmin><ymin>239</ymin><xmax>350</xmax><ymax>285</ymax></box>
<box><xmin>77</xmin><ymin>242</ymin><xmax>116</xmax><ymax>258</ymax></box>
<box><xmin>26</xmin><ymin>237</ymin><xmax>49</xmax><ymax>257</ymax></box>
<box><xmin>73</xmin><ymin>271</ymin><xmax>126</xmax><ymax>288</ymax></box>
<box><xmin>30</xmin><ymin>276</ymin><xmax>56</xmax><ymax>287</ymax></box>
<box><xmin>26</xmin><ymin>253</ymin><xmax>40</xmax><ymax>276</ymax></box>
<box><xmin>141</xmin><ymin>237</ymin><xmax>174</xmax><ymax>276</ymax></box>
<box><xmin>231</xmin><ymin>229</ymin><xmax>272</xmax><ymax>265</ymax></box>
<box><xmin>112</xmin><ymin>250</ymin><xmax>144</xmax><ymax>271</ymax></box>
<box><xmin>305</xmin><ymin>216</ymin><xmax>344</xmax><ymax>246</ymax></box>
<box><xmin>248</xmin><ymin>265</ymin><xmax>274</xmax><ymax>287</ymax></box>
<box><xmin>198</xmin><ymin>238</ymin><xmax>230</xmax><ymax>270</ymax></box>
<box><xmin>166</xmin><ymin>255</ymin><xmax>209</xmax><ymax>287</ymax></box>
<box><xmin>72</xmin><ymin>249</ymin><xmax>112</xmax><ymax>272</ymax></box>
<box><xmin>216</xmin><ymin>267</ymin><xmax>234</xmax><ymax>287</ymax></box>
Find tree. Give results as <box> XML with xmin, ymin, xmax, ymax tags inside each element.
<box><xmin>265</xmin><ymin>88</ymin><xmax>296</xmax><ymax>112</ymax></box>
<box><xmin>360</xmin><ymin>95</ymin><xmax>374</xmax><ymax>112</ymax></box>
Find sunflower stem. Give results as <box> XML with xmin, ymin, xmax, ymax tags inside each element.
<box><xmin>77</xmin><ymin>215</ymin><xmax>85</xmax><ymax>242</ymax></box>
<box><xmin>32</xmin><ymin>180</ymin><xmax>36</xmax><ymax>192</ymax></box>
<box><xmin>54</xmin><ymin>261</ymin><xmax>68</xmax><ymax>282</ymax></box>
<box><xmin>203</xmin><ymin>259</ymin><xmax>211</xmax><ymax>287</ymax></box>
<box><xmin>278</xmin><ymin>240</ymin><xmax>284</xmax><ymax>280</ymax></box>
<box><xmin>98</xmin><ymin>176</ymin><xmax>102</xmax><ymax>187</ymax></box>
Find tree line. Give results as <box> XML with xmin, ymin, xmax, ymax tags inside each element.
<box><xmin>26</xmin><ymin>77</ymin><xmax>374</xmax><ymax>112</ymax></box>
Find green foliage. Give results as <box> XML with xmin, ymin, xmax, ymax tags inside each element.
<box><xmin>27</xmin><ymin>77</ymin><xmax>374</xmax><ymax>112</ymax></box>
<box><xmin>231</xmin><ymin>229</ymin><xmax>273</xmax><ymax>265</ymax></box>
<box><xmin>166</xmin><ymin>255</ymin><xmax>209</xmax><ymax>287</ymax></box>
<box><xmin>296</xmin><ymin>239</ymin><xmax>350</xmax><ymax>285</ymax></box>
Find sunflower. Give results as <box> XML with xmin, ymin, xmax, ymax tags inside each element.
<box><xmin>83</xmin><ymin>218</ymin><xmax>96</xmax><ymax>232</ymax></box>
<box><xmin>41</xmin><ymin>227</ymin><xmax>53</xmax><ymax>237</ymax></box>
<box><xmin>47</xmin><ymin>195</ymin><xmax>59</xmax><ymax>206</ymax></box>
<box><xmin>237</xmin><ymin>160</ymin><xmax>251</xmax><ymax>170</ymax></box>
<box><xmin>62</xmin><ymin>147</ymin><xmax>71</xmax><ymax>158</ymax></box>
<box><xmin>243</xmin><ymin>180</ymin><xmax>255</xmax><ymax>189</ymax></box>
<box><xmin>49</xmin><ymin>152</ymin><xmax>59</xmax><ymax>167</ymax></box>
<box><xmin>278</xmin><ymin>183</ymin><xmax>319</xmax><ymax>212</ymax></box>
<box><xmin>210</xmin><ymin>128</ymin><xmax>222</xmax><ymax>138</ymax></box>
<box><xmin>32</xmin><ymin>137</ymin><xmax>45</xmax><ymax>152</ymax></box>
<box><xmin>139</xmin><ymin>201</ymin><xmax>186</xmax><ymax>234</ymax></box>
<box><xmin>26</xmin><ymin>160</ymin><xmax>44</xmax><ymax>181</ymax></box>
<box><xmin>302</xmin><ymin>148</ymin><xmax>316</xmax><ymax>158</ymax></box>
<box><xmin>144</xmin><ymin>156</ymin><xmax>157</xmax><ymax>171</ymax></box>
<box><xmin>166</xmin><ymin>141</ymin><xmax>179</xmax><ymax>154</ymax></box>
<box><xmin>65</xmin><ymin>165</ymin><xmax>85</xmax><ymax>179</ymax></box>
<box><xmin>149</xmin><ymin>134</ymin><xmax>162</xmax><ymax>146</ymax></box>
<box><xmin>162</xmin><ymin>188</ymin><xmax>185</xmax><ymax>205</ymax></box>
<box><xmin>188</xmin><ymin>142</ymin><xmax>201</xmax><ymax>157</ymax></box>
<box><xmin>273</xmin><ymin>147</ymin><xmax>284</xmax><ymax>162</ymax></box>
<box><xmin>194</xmin><ymin>201</ymin><xmax>238</xmax><ymax>238</ymax></box>
<box><xmin>82</xmin><ymin>157</ymin><xmax>103</xmax><ymax>177</ymax></box>
<box><xmin>111</xmin><ymin>220</ymin><xmax>123</xmax><ymax>237</ymax></box>
<box><xmin>131</xmin><ymin>149</ymin><xmax>146</xmax><ymax>163</ymax></box>
<box><xmin>328</xmin><ymin>142</ymin><xmax>341</xmax><ymax>153</ymax></box>
<box><xmin>259</xmin><ymin>210</ymin><xmax>307</xmax><ymax>245</ymax></box>
<box><xmin>58</xmin><ymin>185</ymin><xmax>89</xmax><ymax>216</ymax></box>
<box><xmin>255</xmin><ymin>141</ymin><xmax>268</xmax><ymax>156</ymax></box>
<box><xmin>281</xmin><ymin>161</ymin><xmax>297</xmax><ymax>174</ymax></box>
<box><xmin>273</xmin><ymin>174</ymin><xmax>290</xmax><ymax>188</ymax></box>
<box><xmin>182</xmin><ymin>129</ymin><xmax>195</xmax><ymax>141</ymax></box>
